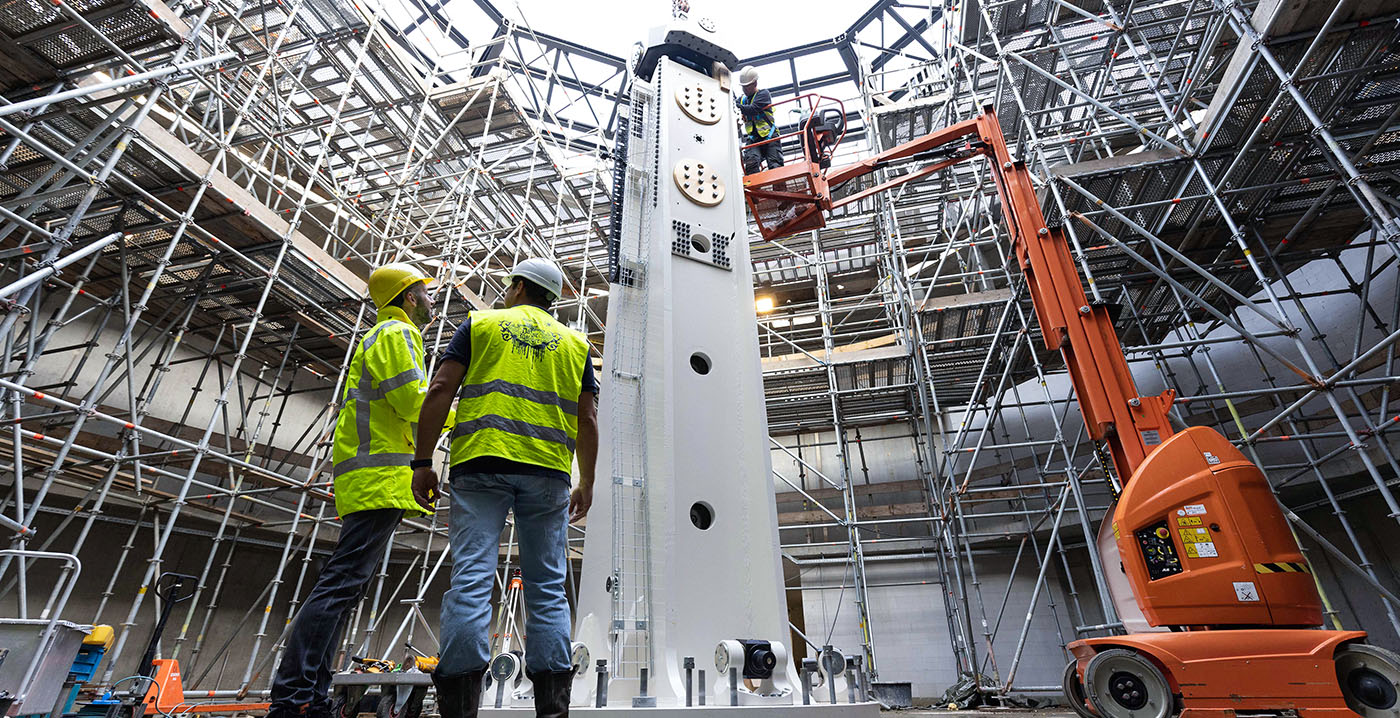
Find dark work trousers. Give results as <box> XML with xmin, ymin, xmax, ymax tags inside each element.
<box><xmin>269</xmin><ymin>508</ymin><xmax>402</xmax><ymax>712</ymax></box>
<box><xmin>742</xmin><ymin>138</ymin><xmax>784</xmax><ymax>175</ymax></box>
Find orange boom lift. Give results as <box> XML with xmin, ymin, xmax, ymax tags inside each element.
<box><xmin>743</xmin><ymin>101</ymin><xmax>1400</xmax><ymax>718</ymax></box>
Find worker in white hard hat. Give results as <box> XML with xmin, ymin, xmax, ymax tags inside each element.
<box><xmin>737</xmin><ymin>65</ymin><xmax>783</xmax><ymax>174</ymax></box>
<box><xmin>411</xmin><ymin>258</ymin><xmax>598</xmax><ymax>718</ymax></box>
<box><xmin>267</xmin><ymin>262</ymin><xmax>436</xmax><ymax>718</ymax></box>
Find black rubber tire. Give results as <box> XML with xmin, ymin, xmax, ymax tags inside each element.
<box><xmin>374</xmin><ymin>686</ymin><xmax>426</xmax><ymax>718</ymax></box>
<box><xmin>330</xmin><ymin>687</ymin><xmax>371</xmax><ymax>718</ymax></box>
<box><xmin>1336</xmin><ymin>643</ymin><xmax>1400</xmax><ymax>718</ymax></box>
<box><xmin>1063</xmin><ymin>659</ymin><xmax>1099</xmax><ymax>718</ymax></box>
<box><xmin>404</xmin><ymin>686</ymin><xmax>427</xmax><ymax>718</ymax></box>
<box><xmin>1083</xmin><ymin>648</ymin><xmax>1174</xmax><ymax>718</ymax></box>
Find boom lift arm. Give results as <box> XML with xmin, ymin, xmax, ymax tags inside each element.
<box><xmin>746</xmin><ymin>107</ymin><xmax>1175</xmax><ymax>477</ymax></box>
<box><xmin>743</xmin><ymin>103</ymin><xmax>1400</xmax><ymax>718</ymax></box>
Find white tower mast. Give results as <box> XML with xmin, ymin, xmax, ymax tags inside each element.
<box><xmin>571</xmin><ymin>16</ymin><xmax>800</xmax><ymax>709</ymax></box>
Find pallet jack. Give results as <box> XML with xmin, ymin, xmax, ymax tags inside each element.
<box><xmin>742</xmin><ymin>100</ymin><xmax>1400</xmax><ymax>718</ymax></box>
<box><xmin>87</xmin><ymin>573</ymin><xmax>271</xmax><ymax>718</ymax></box>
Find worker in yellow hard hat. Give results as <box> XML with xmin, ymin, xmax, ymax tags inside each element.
<box><xmin>267</xmin><ymin>262</ymin><xmax>436</xmax><ymax>718</ymax></box>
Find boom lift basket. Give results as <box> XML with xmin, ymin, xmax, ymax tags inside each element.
<box><xmin>740</xmin><ymin>94</ymin><xmax>845</xmax><ymax>240</ymax></box>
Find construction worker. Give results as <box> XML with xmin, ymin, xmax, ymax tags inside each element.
<box><xmin>737</xmin><ymin>65</ymin><xmax>783</xmax><ymax>175</ymax></box>
<box><xmin>411</xmin><ymin>258</ymin><xmax>598</xmax><ymax>718</ymax></box>
<box><xmin>266</xmin><ymin>263</ymin><xmax>435</xmax><ymax>718</ymax></box>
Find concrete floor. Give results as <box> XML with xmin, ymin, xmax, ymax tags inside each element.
<box><xmin>896</xmin><ymin>711</ymin><xmax>1076</xmax><ymax>717</ymax></box>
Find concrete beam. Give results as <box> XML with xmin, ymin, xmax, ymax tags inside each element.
<box><xmin>779</xmin><ymin>501</ymin><xmax>930</xmax><ymax>526</ymax></box>
<box><xmin>775</xmin><ymin>478</ymin><xmax>930</xmax><ymax>506</ymax></box>
<box><xmin>761</xmin><ymin>343</ymin><xmax>907</xmax><ymax>372</ymax></box>
<box><xmin>1046</xmin><ymin>148</ymin><xmax>1183</xmax><ymax>179</ymax></box>
<box><xmin>921</xmin><ymin>287</ymin><xmax>1013</xmax><ymax>311</ymax></box>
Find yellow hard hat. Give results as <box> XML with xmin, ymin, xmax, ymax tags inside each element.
<box><xmin>368</xmin><ymin>263</ymin><xmax>431</xmax><ymax>308</ymax></box>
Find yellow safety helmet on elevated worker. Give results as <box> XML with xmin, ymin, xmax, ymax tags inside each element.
<box><xmin>368</xmin><ymin>263</ymin><xmax>431</xmax><ymax>308</ymax></box>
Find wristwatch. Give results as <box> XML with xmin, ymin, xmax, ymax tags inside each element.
<box><xmin>410</xmin><ymin>458</ymin><xmax>432</xmax><ymax>469</ymax></box>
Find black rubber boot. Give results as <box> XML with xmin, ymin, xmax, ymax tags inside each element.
<box><xmin>432</xmin><ymin>669</ymin><xmax>485</xmax><ymax>718</ymax></box>
<box><xmin>527</xmin><ymin>671</ymin><xmax>573</xmax><ymax>718</ymax></box>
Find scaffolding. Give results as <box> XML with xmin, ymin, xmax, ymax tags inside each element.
<box><xmin>1</xmin><ymin>0</ymin><xmax>1399</xmax><ymax>703</ymax></box>
<box><xmin>0</xmin><ymin>0</ymin><xmax>616</xmax><ymax>692</ymax></box>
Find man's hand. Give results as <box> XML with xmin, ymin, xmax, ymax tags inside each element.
<box><xmin>412</xmin><ymin>467</ymin><xmax>439</xmax><ymax>512</ymax></box>
<box><xmin>569</xmin><ymin>481</ymin><xmax>593</xmax><ymax>522</ymax></box>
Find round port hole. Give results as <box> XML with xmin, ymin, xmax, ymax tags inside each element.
<box><xmin>690</xmin><ymin>352</ymin><xmax>711</xmax><ymax>375</ymax></box>
<box><xmin>691</xmin><ymin>232</ymin><xmax>711</xmax><ymax>254</ymax></box>
<box><xmin>690</xmin><ymin>502</ymin><xmax>714</xmax><ymax>530</ymax></box>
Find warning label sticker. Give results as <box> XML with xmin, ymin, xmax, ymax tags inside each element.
<box><xmin>1188</xmin><ymin>542</ymin><xmax>1218</xmax><ymax>558</ymax></box>
<box><xmin>1178</xmin><ymin>526</ymin><xmax>1217</xmax><ymax>558</ymax></box>
<box><xmin>1176</xmin><ymin>516</ymin><xmax>1202</xmax><ymax>526</ymax></box>
<box><xmin>1233</xmin><ymin>581</ymin><xmax>1260</xmax><ymax>602</ymax></box>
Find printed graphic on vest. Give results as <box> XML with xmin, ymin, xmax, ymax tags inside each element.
<box><xmin>500</xmin><ymin>318</ymin><xmax>561</xmax><ymax>360</ymax></box>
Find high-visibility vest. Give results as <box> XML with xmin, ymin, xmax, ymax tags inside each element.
<box><xmin>449</xmin><ymin>305</ymin><xmax>590</xmax><ymax>476</ymax></box>
<box><xmin>331</xmin><ymin>306</ymin><xmax>429</xmax><ymax>516</ymax></box>
<box><xmin>739</xmin><ymin>92</ymin><xmax>776</xmax><ymax>140</ymax></box>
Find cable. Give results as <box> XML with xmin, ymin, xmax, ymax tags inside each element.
<box><xmin>109</xmin><ymin>674</ymin><xmax>174</xmax><ymax>718</ymax></box>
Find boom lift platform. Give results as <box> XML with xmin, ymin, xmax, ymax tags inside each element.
<box><xmin>743</xmin><ymin>102</ymin><xmax>1400</xmax><ymax>718</ymax></box>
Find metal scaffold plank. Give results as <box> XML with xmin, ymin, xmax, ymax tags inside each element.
<box><xmin>135</xmin><ymin>119</ymin><xmax>366</xmax><ymax>296</ymax></box>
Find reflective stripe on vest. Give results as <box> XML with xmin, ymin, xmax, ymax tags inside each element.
<box><xmin>740</xmin><ymin>93</ymin><xmax>776</xmax><ymax>139</ymax></box>
<box><xmin>449</xmin><ymin>305</ymin><xmax>589</xmax><ymax>475</ymax></box>
<box><xmin>331</xmin><ymin>306</ymin><xmax>428</xmax><ymax>515</ymax></box>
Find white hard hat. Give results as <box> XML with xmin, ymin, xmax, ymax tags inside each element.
<box><xmin>739</xmin><ymin>66</ymin><xmax>758</xmax><ymax>86</ymax></box>
<box><xmin>508</xmin><ymin>258</ymin><xmax>564</xmax><ymax>300</ymax></box>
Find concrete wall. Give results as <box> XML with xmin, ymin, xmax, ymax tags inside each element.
<box><xmin>1297</xmin><ymin>497</ymin><xmax>1400</xmax><ymax>649</ymax></box>
<box><xmin>22</xmin><ymin>292</ymin><xmax>337</xmax><ymax>461</ymax></box>
<box><xmin>798</xmin><ymin>554</ymin><xmax>1081</xmax><ymax>699</ymax></box>
<box><xmin>770</xmin><ymin>422</ymin><xmax>930</xmax><ymax>493</ymax></box>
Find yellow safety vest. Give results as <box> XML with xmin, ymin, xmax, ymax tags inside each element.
<box><xmin>331</xmin><ymin>306</ymin><xmax>429</xmax><ymax>516</ymax></box>
<box><xmin>740</xmin><ymin>92</ymin><xmax>776</xmax><ymax>140</ymax></box>
<box><xmin>449</xmin><ymin>305</ymin><xmax>590</xmax><ymax>475</ymax></box>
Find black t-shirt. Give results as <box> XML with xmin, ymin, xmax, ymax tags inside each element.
<box><xmin>440</xmin><ymin>308</ymin><xmax>598</xmax><ymax>481</ymax></box>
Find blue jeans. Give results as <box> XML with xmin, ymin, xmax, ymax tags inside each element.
<box><xmin>439</xmin><ymin>472</ymin><xmax>572</xmax><ymax>676</ymax></box>
<box><xmin>270</xmin><ymin>508</ymin><xmax>401</xmax><ymax>711</ymax></box>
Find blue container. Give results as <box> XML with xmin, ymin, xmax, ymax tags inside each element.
<box><xmin>58</xmin><ymin>645</ymin><xmax>107</xmax><ymax>716</ymax></box>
